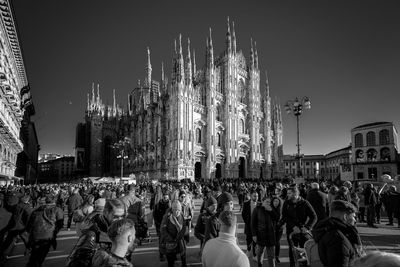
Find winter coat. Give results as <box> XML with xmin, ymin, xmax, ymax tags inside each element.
<box><xmin>92</xmin><ymin>249</ymin><xmax>132</xmax><ymax>267</ymax></box>
<box><xmin>26</xmin><ymin>204</ymin><xmax>63</xmax><ymax>241</ymax></box>
<box><xmin>251</xmin><ymin>205</ymin><xmax>279</xmax><ymax>247</ymax></box>
<box><xmin>306</xmin><ymin>189</ymin><xmax>328</xmax><ymax>222</ymax></box>
<box><xmin>153</xmin><ymin>199</ymin><xmax>170</xmax><ymax>223</ymax></box>
<box><xmin>204</xmin><ymin>212</ymin><xmax>220</xmax><ymax>243</ymax></box>
<box><xmin>313</xmin><ymin>217</ymin><xmax>361</xmax><ymax>267</ymax></box>
<box><xmin>159</xmin><ymin>212</ymin><xmax>187</xmax><ymax>255</ymax></box>
<box><xmin>280</xmin><ymin>197</ymin><xmax>317</xmax><ymax>233</ymax></box>
<box><xmin>11</xmin><ymin>201</ymin><xmax>33</xmax><ymax>231</ymax></box>
<box><xmin>119</xmin><ymin>193</ymin><xmax>144</xmax><ymax>224</ymax></box>
<box><xmin>66</xmin><ymin>213</ymin><xmax>111</xmax><ymax>267</ymax></box>
<box><xmin>67</xmin><ymin>193</ymin><xmax>83</xmax><ymax>214</ymax></box>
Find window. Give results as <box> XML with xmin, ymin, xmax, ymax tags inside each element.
<box><xmin>379</xmin><ymin>129</ymin><xmax>390</xmax><ymax>145</ymax></box>
<box><xmin>357</xmin><ymin>172</ymin><xmax>364</xmax><ymax>179</ymax></box>
<box><xmin>354</xmin><ymin>133</ymin><xmax>363</xmax><ymax>147</ymax></box>
<box><xmin>216</xmin><ymin>105</ymin><xmax>222</xmax><ymax>121</ymax></box>
<box><xmin>239</xmin><ymin>119</ymin><xmax>245</xmax><ymax>134</ymax></box>
<box><xmin>380</xmin><ymin>147</ymin><xmax>391</xmax><ymax>161</ymax></box>
<box><xmin>366</xmin><ymin>149</ymin><xmax>377</xmax><ymax>162</ymax></box>
<box><xmin>366</xmin><ymin>131</ymin><xmax>375</xmax><ymax>146</ymax></box>
<box><xmin>217</xmin><ymin>133</ymin><xmax>221</xmax><ymax>147</ymax></box>
<box><xmin>196</xmin><ymin>128</ymin><xmax>201</xmax><ymax>144</ymax></box>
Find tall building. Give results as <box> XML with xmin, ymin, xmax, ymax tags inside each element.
<box><xmin>0</xmin><ymin>0</ymin><xmax>38</xmax><ymax>185</ymax></box>
<box><xmin>38</xmin><ymin>156</ymin><xmax>75</xmax><ymax>183</ymax></box>
<box><xmin>76</xmin><ymin>19</ymin><xmax>283</xmax><ymax>180</ymax></box>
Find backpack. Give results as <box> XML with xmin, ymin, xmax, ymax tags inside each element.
<box><xmin>304</xmin><ymin>238</ymin><xmax>324</xmax><ymax>267</ymax></box>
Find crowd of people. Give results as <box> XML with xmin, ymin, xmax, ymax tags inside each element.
<box><xmin>0</xmin><ymin>178</ymin><xmax>400</xmax><ymax>267</ymax></box>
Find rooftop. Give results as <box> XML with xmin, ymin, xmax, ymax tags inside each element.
<box><xmin>352</xmin><ymin>122</ymin><xmax>392</xmax><ymax>130</ymax></box>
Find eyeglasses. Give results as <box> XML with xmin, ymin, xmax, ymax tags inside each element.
<box><xmin>180</xmin><ymin>195</ymin><xmax>186</xmax><ymax>199</ymax></box>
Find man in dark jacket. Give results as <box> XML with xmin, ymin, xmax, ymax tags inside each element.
<box><xmin>364</xmin><ymin>184</ymin><xmax>377</xmax><ymax>228</ymax></box>
<box><xmin>25</xmin><ymin>194</ymin><xmax>64</xmax><ymax>267</ymax></box>
<box><xmin>306</xmin><ymin>183</ymin><xmax>328</xmax><ymax>222</ymax></box>
<box><xmin>67</xmin><ymin>199</ymin><xmax>126</xmax><ymax>267</ymax></box>
<box><xmin>312</xmin><ymin>200</ymin><xmax>362</xmax><ymax>267</ymax></box>
<box><xmin>242</xmin><ymin>189</ymin><xmax>258</xmax><ymax>260</ymax></box>
<box><xmin>279</xmin><ymin>186</ymin><xmax>317</xmax><ymax>267</ymax></box>
<box><xmin>381</xmin><ymin>185</ymin><xmax>400</xmax><ymax>226</ymax></box>
<box><xmin>67</xmin><ymin>188</ymin><xmax>83</xmax><ymax>230</ymax></box>
<box><xmin>251</xmin><ymin>196</ymin><xmax>279</xmax><ymax>267</ymax></box>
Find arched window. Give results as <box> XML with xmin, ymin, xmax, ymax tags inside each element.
<box><xmin>354</xmin><ymin>133</ymin><xmax>363</xmax><ymax>147</ymax></box>
<box><xmin>355</xmin><ymin>149</ymin><xmax>365</xmax><ymax>162</ymax></box>
<box><xmin>366</xmin><ymin>149</ymin><xmax>377</xmax><ymax>162</ymax></box>
<box><xmin>380</xmin><ymin>147</ymin><xmax>391</xmax><ymax>161</ymax></box>
<box><xmin>239</xmin><ymin>119</ymin><xmax>245</xmax><ymax>134</ymax></box>
<box><xmin>216</xmin><ymin>106</ymin><xmax>222</xmax><ymax>121</ymax></box>
<box><xmin>379</xmin><ymin>129</ymin><xmax>390</xmax><ymax>145</ymax></box>
<box><xmin>366</xmin><ymin>131</ymin><xmax>376</xmax><ymax>146</ymax></box>
<box><xmin>196</xmin><ymin>128</ymin><xmax>201</xmax><ymax>144</ymax></box>
<box><xmin>238</xmin><ymin>79</ymin><xmax>245</xmax><ymax>103</ymax></box>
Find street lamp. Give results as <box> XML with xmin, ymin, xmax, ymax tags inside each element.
<box><xmin>113</xmin><ymin>137</ymin><xmax>131</xmax><ymax>179</ymax></box>
<box><xmin>284</xmin><ymin>97</ymin><xmax>311</xmax><ymax>178</ymax></box>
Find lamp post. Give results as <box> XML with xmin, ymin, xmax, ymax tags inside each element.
<box><xmin>284</xmin><ymin>97</ymin><xmax>311</xmax><ymax>178</ymax></box>
<box><xmin>113</xmin><ymin>137</ymin><xmax>131</xmax><ymax>179</ymax></box>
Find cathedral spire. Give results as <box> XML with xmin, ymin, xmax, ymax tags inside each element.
<box><xmin>207</xmin><ymin>28</ymin><xmax>214</xmax><ymax>68</ymax></box>
<box><xmin>232</xmin><ymin>21</ymin><xmax>236</xmax><ymax>53</ymax></box>
<box><xmin>178</xmin><ymin>34</ymin><xmax>185</xmax><ymax>83</ymax></box>
<box><xmin>91</xmin><ymin>82</ymin><xmax>95</xmax><ymax>107</ymax></box>
<box><xmin>113</xmin><ymin>89</ymin><xmax>116</xmax><ymax>117</ymax></box>
<box><xmin>193</xmin><ymin>49</ymin><xmax>196</xmax><ymax>76</ymax></box>
<box><xmin>250</xmin><ymin>38</ymin><xmax>254</xmax><ymax>69</ymax></box>
<box><xmin>254</xmin><ymin>41</ymin><xmax>259</xmax><ymax>69</ymax></box>
<box><xmin>265</xmin><ymin>70</ymin><xmax>270</xmax><ymax>98</ymax></box>
<box><xmin>87</xmin><ymin>93</ymin><xmax>90</xmax><ymax>111</ymax></box>
<box><xmin>146</xmin><ymin>47</ymin><xmax>152</xmax><ymax>88</ymax></box>
<box><xmin>226</xmin><ymin>16</ymin><xmax>232</xmax><ymax>53</ymax></box>
<box><xmin>186</xmin><ymin>38</ymin><xmax>192</xmax><ymax>85</ymax></box>
<box><xmin>161</xmin><ymin>61</ymin><xmax>165</xmax><ymax>85</ymax></box>
<box><xmin>96</xmin><ymin>84</ymin><xmax>100</xmax><ymax>107</ymax></box>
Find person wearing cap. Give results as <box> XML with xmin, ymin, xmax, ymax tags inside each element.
<box><xmin>204</xmin><ymin>192</ymin><xmax>234</xmax><ymax>244</ymax></box>
<box><xmin>195</xmin><ymin>196</ymin><xmax>217</xmax><ymax>256</ymax></box>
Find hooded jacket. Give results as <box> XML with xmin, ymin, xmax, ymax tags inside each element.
<box><xmin>312</xmin><ymin>217</ymin><xmax>361</xmax><ymax>267</ymax></box>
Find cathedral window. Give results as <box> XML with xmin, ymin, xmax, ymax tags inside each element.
<box><xmin>216</xmin><ymin>106</ymin><xmax>222</xmax><ymax>121</ymax></box>
<box><xmin>196</xmin><ymin>128</ymin><xmax>202</xmax><ymax>144</ymax></box>
<box><xmin>217</xmin><ymin>133</ymin><xmax>221</xmax><ymax>147</ymax></box>
<box><xmin>238</xmin><ymin>79</ymin><xmax>246</xmax><ymax>103</ymax></box>
<box><xmin>239</xmin><ymin>119</ymin><xmax>245</xmax><ymax>134</ymax></box>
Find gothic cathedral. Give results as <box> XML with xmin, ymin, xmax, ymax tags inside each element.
<box><xmin>75</xmin><ymin>19</ymin><xmax>284</xmax><ymax>180</ymax></box>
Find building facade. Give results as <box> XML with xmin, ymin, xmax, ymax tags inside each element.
<box><xmin>325</xmin><ymin>145</ymin><xmax>352</xmax><ymax>181</ymax></box>
<box><xmin>76</xmin><ymin>20</ymin><xmax>284</xmax><ymax>180</ymax></box>
<box><xmin>0</xmin><ymin>0</ymin><xmax>38</xmax><ymax>185</ymax></box>
<box><xmin>283</xmin><ymin>154</ymin><xmax>325</xmax><ymax>180</ymax></box>
<box><xmin>38</xmin><ymin>156</ymin><xmax>75</xmax><ymax>183</ymax></box>
<box><xmin>351</xmin><ymin>122</ymin><xmax>399</xmax><ymax>180</ymax></box>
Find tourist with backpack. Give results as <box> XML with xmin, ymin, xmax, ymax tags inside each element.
<box><xmin>25</xmin><ymin>194</ymin><xmax>64</xmax><ymax>267</ymax></box>
<box><xmin>312</xmin><ymin>200</ymin><xmax>363</xmax><ymax>267</ymax></box>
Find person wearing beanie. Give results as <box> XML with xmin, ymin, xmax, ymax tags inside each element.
<box><xmin>204</xmin><ymin>192</ymin><xmax>234</xmax><ymax>245</ymax></box>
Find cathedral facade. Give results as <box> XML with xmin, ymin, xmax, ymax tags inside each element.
<box><xmin>75</xmin><ymin>20</ymin><xmax>284</xmax><ymax>180</ymax></box>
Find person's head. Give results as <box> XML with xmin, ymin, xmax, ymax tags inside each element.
<box><xmin>310</xmin><ymin>183</ymin><xmax>319</xmax><ymax>190</ymax></box>
<box><xmin>250</xmin><ymin>190</ymin><xmax>258</xmax><ymax>203</ymax></box>
<box><xmin>329</xmin><ymin>185</ymin><xmax>339</xmax><ymax>195</ymax></box>
<box><xmin>103</xmin><ymin>199</ymin><xmax>126</xmax><ymax>224</ymax></box>
<box><xmin>206</xmin><ymin>196</ymin><xmax>217</xmax><ymax>214</ymax></box>
<box><xmin>262</xmin><ymin>196</ymin><xmax>271</xmax><ymax>208</ymax></box>
<box><xmin>219</xmin><ymin>210</ymin><xmax>237</xmax><ymax>235</ymax></box>
<box><xmin>171</xmin><ymin>200</ymin><xmax>182</xmax><ymax>218</ymax></box>
<box><xmin>353</xmin><ymin>251</ymin><xmax>400</xmax><ymax>267</ymax></box>
<box><xmin>73</xmin><ymin>188</ymin><xmax>80</xmax><ymax>195</ymax></box>
<box><xmin>272</xmin><ymin>197</ymin><xmax>280</xmax><ymax>208</ymax></box>
<box><xmin>178</xmin><ymin>190</ymin><xmax>186</xmax><ymax>203</ymax></box>
<box><xmin>343</xmin><ymin>181</ymin><xmax>352</xmax><ymax>189</ymax></box>
<box><xmin>287</xmin><ymin>186</ymin><xmax>300</xmax><ymax>202</ymax></box>
<box><xmin>94</xmin><ymin>198</ymin><xmax>106</xmax><ymax>212</ymax></box>
<box><xmin>330</xmin><ymin>200</ymin><xmax>357</xmax><ymax>226</ymax></box>
<box><xmin>274</xmin><ymin>187</ymin><xmax>282</xmax><ymax>196</ymax></box>
<box><xmin>217</xmin><ymin>192</ymin><xmax>234</xmax><ymax>211</ymax></box>
<box><xmin>107</xmin><ymin>219</ymin><xmax>136</xmax><ymax>253</ymax></box>
<box><xmin>86</xmin><ymin>195</ymin><xmax>95</xmax><ymax>205</ymax></box>
<box><xmin>45</xmin><ymin>194</ymin><xmax>55</xmax><ymax>204</ymax></box>
<box><xmin>162</xmin><ymin>191</ymin><xmax>170</xmax><ymax>201</ymax></box>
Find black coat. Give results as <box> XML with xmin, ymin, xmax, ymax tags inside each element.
<box><xmin>280</xmin><ymin>197</ymin><xmax>317</xmax><ymax>233</ymax></box>
<box><xmin>251</xmin><ymin>205</ymin><xmax>279</xmax><ymax>246</ymax></box>
<box><xmin>241</xmin><ymin>200</ymin><xmax>257</xmax><ymax>236</ymax></box>
<box><xmin>306</xmin><ymin>189</ymin><xmax>328</xmax><ymax>222</ymax></box>
<box><xmin>313</xmin><ymin>217</ymin><xmax>361</xmax><ymax>267</ymax></box>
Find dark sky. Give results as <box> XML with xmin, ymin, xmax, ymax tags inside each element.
<box><xmin>12</xmin><ymin>0</ymin><xmax>400</xmax><ymax>156</ymax></box>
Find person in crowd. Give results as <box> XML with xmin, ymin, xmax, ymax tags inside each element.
<box><xmin>92</xmin><ymin>218</ymin><xmax>136</xmax><ymax>267</ymax></box>
<box><xmin>364</xmin><ymin>184</ymin><xmax>377</xmax><ymax>228</ymax></box>
<box><xmin>160</xmin><ymin>200</ymin><xmax>187</xmax><ymax>267</ymax></box>
<box><xmin>353</xmin><ymin>251</ymin><xmax>400</xmax><ymax>267</ymax></box>
<box><xmin>335</xmin><ymin>186</ymin><xmax>352</xmax><ymax>202</ymax></box>
<box><xmin>279</xmin><ymin>186</ymin><xmax>317</xmax><ymax>267</ymax></box>
<box><xmin>372</xmin><ymin>187</ymin><xmax>382</xmax><ymax>224</ymax></box>
<box><xmin>199</xmin><ymin>186</ymin><xmax>212</xmax><ymax>214</ymax></box>
<box><xmin>251</xmin><ymin>196</ymin><xmax>279</xmax><ymax>267</ymax></box>
<box><xmin>204</xmin><ymin>191</ymin><xmax>234</xmax><ymax>244</ymax></box>
<box><xmin>202</xmin><ymin>210</ymin><xmax>250</xmax><ymax>267</ymax></box>
<box><xmin>67</xmin><ymin>188</ymin><xmax>83</xmax><ymax>231</ymax></box>
<box><xmin>67</xmin><ymin>199</ymin><xmax>126</xmax><ymax>267</ymax></box>
<box><xmin>358</xmin><ymin>187</ymin><xmax>366</xmax><ymax>223</ymax></box>
<box><xmin>153</xmin><ymin>189</ymin><xmax>171</xmax><ymax>261</ymax></box>
<box><xmin>271</xmin><ymin>192</ymin><xmax>283</xmax><ymax>263</ymax></box>
<box><xmin>119</xmin><ymin>185</ymin><xmax>144</xmax><ymax>225</ymax></box>
<box><xmin>237</xmin><ymin>183</ymin><xmax>246</xmax><ymax>211</ymax></box>
<box><xmin>213</xmin><ymin>185</ymin><xmax>223</xmax><ymax>202</ymax></box>
<box><xmin>328</xmin><ymin>186</ymin><xmax>339</xmax><ymax>208</ymax></box>
<box><xmin>194</xmin><ymin>196</ymin><xmax>217</xmax><ymax>257</ymax></box>
<box><xmin>179</xmin><ymin>190</ymin><xmax>193</xmax><ymax>243</ymax></box>
<box><xmin>313</xmin><ymin>200</ymin><xmax>363</xmax><ymax>267</ymax></box>
<box><xmin>25</xmin><ymin>194</ymin><xmax>64</xmax><ymax>267</ymax></box>
<box><xmin>381</xmin><ymin>185</ymin><xmax>400</xmax><ymax>226</ymax></box>
<box><xmin>242</xmin><ymin>189</ymin><xmax>258</xmax><ymax>261</ymax></box>
<box><xmin>306</xmin><ymin>182</ymin><xmax>328</xmax><ymax>223</ymax></box>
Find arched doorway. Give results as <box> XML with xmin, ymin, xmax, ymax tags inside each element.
<box><xmin>195</xmin><ymin>162</ymin><xmax>202</xmax><ymax>180</ymax></box>
<box><xmin>215</xmin><ymin>163</ymin><xmax>222</xmax><ymax>179</ymax></box>
<box><xmin>239</xmin><ymin>157</ymin><xmax>246</xmax><ymax>179</ymax></box>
